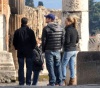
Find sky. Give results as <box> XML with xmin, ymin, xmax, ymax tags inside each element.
<box><xmin>34</xmin><ymin>0</ymin><xmax>62</xmax><ymax>9</ymax></box>
<box><xmin>34</xmin><ymin>0</ymin><xmax>100</xmax><ymax>9</ymax></box>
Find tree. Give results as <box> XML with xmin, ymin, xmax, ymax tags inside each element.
<box><xmin>25</xmin><ymin>0</ymin><xmax>34</xmax><ymax>8</ymax></box>
<box><xmin>89</xmin><ymin>0</ymin><xmax>100</xmax><ymax>34</ymax></box>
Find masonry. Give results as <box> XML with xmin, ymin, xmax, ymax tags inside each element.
<box><xmin>9</xmin><ymin>0</ymin><xmax>62</xmax><ymax>73</ymax></box>
<box><xmin>0</xmin><ymin>0</ymin><xmax>16</xmax><ymax>83</ymax></box>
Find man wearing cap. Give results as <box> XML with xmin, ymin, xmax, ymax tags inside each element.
<box><xmin>42</xmin><ymin>14</ymin><xmax>64</xmax><ymax>86</ymax></box>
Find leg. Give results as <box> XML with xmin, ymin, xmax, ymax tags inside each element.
<box><xmin>18</xmin><ymin>58</ymin><xmax>24</xmax><ymax>85</ymax></box>
<box><xmin>68</xmin><ymin>51</ymin><xmax>77</xmax><ymax>85</ymax></box>
<box><xmin>32</xmin><ymin>71</ymin><xmax>40</xmax><ymax>85</ymax></box>
<box><xmin>54</xmin><ymin>52</ymin><xmax>62</xmax><ymax>85</ymax></box>
<box><xmin>26</xmin><ymin>58</ymin><xmax>33</xmax><ymax>85</ymax></box>
<box><xmin>45</xmin><ymin>51</ymin><xmax>56</xmax><ymax>85</ymax></box>
<box><xmin>62</xmin><ymin>52</ymin><xmax>71</xmax><ymax>80</ymax></box>
<box><xmin>69</xmin><ymin>51</ymin><xmax>77</xmax><ymax>78</ymax></box>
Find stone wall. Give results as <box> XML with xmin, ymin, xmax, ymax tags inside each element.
<box><xmin>24</xmin><ymin>6</ymin><xmax>62</xmax><ymax>37</ymax></box>
<box><xmin>9</xmin><ymin>5</ymin><xmax>62</xmax><ymax>73</ymax></box>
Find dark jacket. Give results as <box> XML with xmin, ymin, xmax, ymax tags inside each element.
<box><xmin>32</xmin><ymin>46</ymin><xmax>44</xmax><ymax>71</ymax></box>
<box><xmin>64</xmin><ymin>25</ymin><xmax>79</xmax><ymax>51</ymax></box>
<box><xmin>13</xmin><ymin>25</ymin><xmax>36</xmax><ymax>58</ymax></box>
<box><xmin>42</xmin><ymin>22</ymin><xmax>64</xmax><ymax>52</ymax></box>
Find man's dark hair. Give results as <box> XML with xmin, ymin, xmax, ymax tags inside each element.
<box><xmin>21</xmin><ymin>17</ymin><xmax>28</xmax><ymax>24</ymax></box>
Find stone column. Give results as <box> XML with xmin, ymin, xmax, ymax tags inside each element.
<box><xmin>62</xmin><ymin>0</ymin><xmax>89</xmax><ymax>85</ymax></box>
<box><xmin>0</xmin><ymin>15</ymin><xmax>6</xmax><ymax>51</ymax></box>
<box><xmin>0</xmin><ymin>0</ymin><xmax>11</xmax><ymax>51</ymax></box>
<box><xmin>9</xmin><ymin>0</ymin><xmax>25</xmax><ymax>71</ymax></box>
<box><xmin>62</xmin><ymin>0</ymin><xmax>89</xmax><ymax>51</ymax></box>
<box><xmin>9</xmin><ymin>0</ymin><xmax>24</xmax><ymax>14</ymax></box>
<box><xmin>37</xmin><ymin>7</ymin><xmax>44</xmax><ymax>37</ymax></box>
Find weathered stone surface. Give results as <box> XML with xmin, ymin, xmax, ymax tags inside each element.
<box><xmin>62</xmin><ymin>0</ymin><xmax>89</xmax><ymax>51</ymax></box>
<box><xmin>24</xmin><ymin>6</ymin><xmax>61</xmax><ymax>37</ymax></box>
<box><xmin>0</xmin><ymin>51</ymin><xmax>16</xmax><ymax>83</ymax></box>
<box><xmin>0</xmin><ymin>0</ymin><xmax>10</xmax><ymax>51</ymax></box>
<box><xmin>62</xmin><ymin>0</ymin><xmax>88</xmax><ymax>11</ymax></box>
<box><xmin>77</xmin><ymin>52</ymin><xmax>100</xmax><ymax>84</ymax></box>
<box><xmin>0</xmin><ymin>67</ymin><xmax>15</xmax><ymax>70</ymax></box>
<box><xmin>0</xmin><ymin>15</ymin><xmax>6</xmax><ymax>51</ymax></box>
<box><xmin>9</xmin><ymin>0</ymin><xmax>25</xmax><ymax>14</ymax></box>
<box><xmin>0</xmin><ymin>85</ymin><xmax>100</xmax><ymax>88</ymax></box>
<box><xmin>0</xmin><ymin>51</ymin><xmax>15</xmax><ymax>64</ymax></box>
<box><xmin>80</xmin><ymin>12</ymin><xmax>89</xmax><ymax>51</ymax></box>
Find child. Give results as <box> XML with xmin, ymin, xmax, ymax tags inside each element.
<box><xmin>32</xmin><ymin>37</ymin><xmax>44</xmax><ymax>85</ymax></box>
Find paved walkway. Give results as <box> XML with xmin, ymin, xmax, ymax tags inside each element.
<box><xmin>0</xmin><ymin>81</ymin><xmax>48</xmax><ymax>86</ymax></box>
<box><xmin>0</xmin><ymin>82</ymin><xmax>100</xmax><ymax>88</ymax></box>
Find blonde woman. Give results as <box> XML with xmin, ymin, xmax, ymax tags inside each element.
<box><xmin>62</xmin><ymin>15</ymin><xmax>79</xmax><ymax>86</ymax></box>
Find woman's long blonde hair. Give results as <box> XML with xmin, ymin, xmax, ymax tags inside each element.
<box><xmin>66</xmin><ymin>15</ymin><xmax>79</xmax><ymax>29</ymax></box>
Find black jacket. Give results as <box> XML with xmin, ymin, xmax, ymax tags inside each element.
<box><xmin>64</xmin><ymin>25</ymin><xmax>79</xmax><ymax>51</ymax></box>
<box><xmin>42</xmin><ymin>22</ymin><xmax>64</xmax><ymax>52</ymax></box>
<box><xmin>13</xmin><ymin>25</ymin><xmax>36</xmax><ymax>58</ymax></box>
<box><xmin>32</xmin><ymin>46</ymin><xmax>44</xmax><ymax>71</ymax></box>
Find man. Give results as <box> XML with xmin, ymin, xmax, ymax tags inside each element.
<box><xmin>42</xmin><ymin>14</ymin><xmax>64</xmax><ymax>86</ymax></box>
<box><xmin>13</xmin><ymin>17</ymin><xmax>36</xmax><ymax>85</ymax></box>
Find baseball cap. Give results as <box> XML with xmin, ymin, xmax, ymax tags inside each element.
<box><xmin>44</xmin><ymin>14</ymin><xmax>55</xmax><ymax>20</ymax></box>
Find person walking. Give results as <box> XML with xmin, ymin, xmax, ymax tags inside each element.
<box><xmin>62</xmin><ymin>15</ymin><xmax>79</xmax><ymax>86</ymax></box>
<box><xmin>13</xmin><ymin>17</ymin><xmax>36</xmax><ymax>85</ymax></box>
<box><xmin>42</xmin><ymin>14</ymin><xmax>64</xmax><ymax>86</ymax></box>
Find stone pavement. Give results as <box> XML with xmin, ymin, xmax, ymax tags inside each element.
<box><xmin>0</xmin><ymin>82</ymin><xmax>100</xmax><ymax>88</ymax></box>
<box><xmin>0</xmin><ymin>85</ymin><xmax>100</xmax><ymax>88</ymax></box>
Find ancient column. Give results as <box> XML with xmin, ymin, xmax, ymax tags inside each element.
<box><xmin>9</xmin><ymin>0</ymin><xmax>25</xmax><ymax>70</ymax></box>
<box><xmin>62</xmin><ymin>0</ymin><xmax>89</xmax><ymax>85</ymax></box>
<box><xmin>62</xmin><ymin>0</ymin><xmax>89</xmax><ymax>51</ymax></box>
<box><xmin>9</xmin><ymin>0</ymin><xmax>24</xmax><ymax>14</ymax></box>
<box><xmin>0</xmin><ymin>0</ymin><xmax>16</xmax><ymax>83</ymax></box>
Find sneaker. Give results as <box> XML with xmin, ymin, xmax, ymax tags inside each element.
<box><xmin>47</xmin><ymin>84</ymin><xmax>55</xmax><ymax>86</ymax></box>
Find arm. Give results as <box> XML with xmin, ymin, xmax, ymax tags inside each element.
<box><xmin>65</xmin><ymin>29</ymin><xmax>71</xmax><ymax>44</ymax></box>
<box><xmin>42</xmin><ymin>27</ymin><xmax>47</xmax><ymax>53</ymax></box>
<box><xmin>13</xmin><ymin>31</ymin><xmax>18</xmax><ymax>50</ymax></box>
<box><xmin>61</xmin><ymin>30</ymin><xmax>64</xmax><ymax>47</ymax></box>
<box><xmin>31</xmin><ymin>30</ymin><xmax>37</xmax><ymax>49</ymax></box>
<box><xmin>76</xmin><ymin>32</ymin><xmax>79</xmax><ymax>43</ymax></box>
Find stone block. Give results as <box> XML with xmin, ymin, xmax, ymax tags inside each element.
<box><xmin>77</xmin><ymin>51</ymin><xmax>100</xmax><ymax>84</ymax></box>
<box><xmin>0</xmin><ymin>15</ymin><xmax>6</xmax><ymax>51</ymax></box>
<box><xmin>62</xmin><ymin>0</ymin><xmax>88</xmax><ymax>11</ymax></box>
<box><xmin>0</xmin><ymin>51</ymin><xmax>16</xmax><ymax>83</ymax></box>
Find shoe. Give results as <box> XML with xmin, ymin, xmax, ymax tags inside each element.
<box><xmin>19</xmin><ymin>82</ymin><xmax>24</xmax><ymax>86</ymax></box>
<box><xmin>62</xmin><ymin>79</ymin><xmax>67</xmax><ymax>86</ymax></box>
<box><xmin>47</xmin><ymin>84</ymin><xmax>55</xmax><ymax>86</ymax></box>
<box><xmin>19</xmin><ymin>84</ymin><xmax>24</xmax><ymax>86</ymax></box>
<box><xmin>26</xmin><ymin>84</ymin><xmax>31</xmax><ymax>86</ymax></box>
<box><xmin>68</xmin><ymin>78</ymin><xmax>76</xmax><ymax>86</ymax></box>
<box><xmin>55</xmin><ymin>83</ymin><xmax>59</xmax><ymax>86</ymax></box>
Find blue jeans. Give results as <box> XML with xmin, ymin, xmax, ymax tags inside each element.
<box><xmin>32</xmin><ymin>71</ymin><xmax>40</xmax><ymax>85</ymax></box>
<box><xmin>62</xmin><ymin>51</ymin><xmax>77</xmax><ymax>80</ymax></box>
<box><xmin>45</xmin><ymin>51</ymin><xmax>62</xmax><ymax>85</ymax></box>
<box><xmin>18</xmin><ymin>58</ymin><xmax>32</xmax><ymax>85</ymax></box>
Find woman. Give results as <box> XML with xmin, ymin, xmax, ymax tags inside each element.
<box><xmin>62</xmin><ymin>15</ymin><xmax>79</xmax><ymax>86</ymax></box>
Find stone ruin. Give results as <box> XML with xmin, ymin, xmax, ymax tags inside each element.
<box><xmin>0</xmin><ymin>0</ymin><xmax>90</xmax><ymax>84</ymax></box>
<box><xmin>62</xmin><ymin>0</ymin><xmax>89</xmax><ymax>84</ymax></box>
<box><xmin>0</xmin><ymin>0</ymin><xmax>16</xmax><ymax>83</ymax></box>
<box><xmin>24</xmin><ymin>6</ymin><xmax>62</xmax><ymax>37</ymax></box>
<box><xmin>6</xmin><ymin>0</ymin><xmax>62</xmax><ymax>78</ymax></box>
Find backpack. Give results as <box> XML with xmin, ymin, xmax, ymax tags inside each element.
<box><xmin>33</xmin><ymin>46</ymin><xmax>44</xmax><ymax>66</ymax></box>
